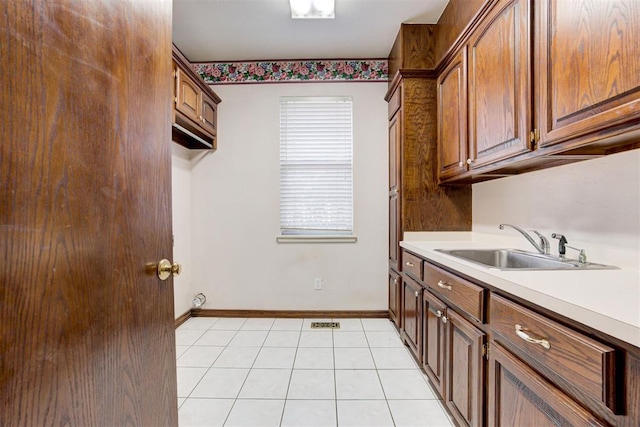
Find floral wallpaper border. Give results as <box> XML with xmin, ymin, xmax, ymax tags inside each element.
<box><xmin>192</xmin><ymin>60</ymin><xmax>388</xmax><ymax>84</ymax></box>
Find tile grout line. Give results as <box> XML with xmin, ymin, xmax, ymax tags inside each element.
<box><xmin>278</xmin><ymin>319</ymin><xmax>303</xmax><ymax>426</ymax></box>
<box><xmin>333</xmin><ymin>318</ymin><xmax>340</xmax><ymax>427</ymax></box>
<box><xmin>365</xmin><ymin>320</ymin><xmax>398</xmax><ymax>427</ymax></box>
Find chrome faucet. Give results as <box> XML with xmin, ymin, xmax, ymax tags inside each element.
<box><xmin>499</xmin><ymin>224</ymin><xmax>550</xmax><ymax>255</ymax></box>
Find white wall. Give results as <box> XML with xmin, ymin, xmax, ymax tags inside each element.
<box><xmin>473</xmin><ymin>149</ymin><xmax>640</xmax><ymax>260</ymax></box>
<box><xmin>172</xmin><ymin>144</ymin><xmax>195</xmax><ymax>317</ymax></box>
<box><xmin>187</xmin><ymin>82</ymin><xmax>389</xmax><ymax>310</ymax></box>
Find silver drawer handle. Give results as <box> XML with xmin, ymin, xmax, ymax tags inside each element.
<box><xmin>405</xmin><ymin>261</ymin><xmax>415</xmax><ymax>267</ymax></box>
<box><xmin>437</xmin><ymin>280</ymin><xmax>452</xmax><ymax>291</ymax></box>
<box><xmin>515</xmin><ymin>324</ymin><xmax>551</xmax><ymax>350</ymax></box>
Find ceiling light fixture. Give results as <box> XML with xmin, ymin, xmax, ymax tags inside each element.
<box><xmin>289</xmin><ymin>0</ymin><xmax>335</xmax><ymax>19</ymax></box>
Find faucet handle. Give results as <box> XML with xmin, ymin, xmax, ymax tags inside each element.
<box><xmin>531</xmin><ymin>230</ymin><xmax>550</xmax><ymax>255</ymax></box>
<box><xmin>551</xmin><ymin>233</ymin><xmax>568</xmax><ymax>256</ymax></box>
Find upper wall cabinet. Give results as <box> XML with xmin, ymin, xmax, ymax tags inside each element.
<box><xmin>437</xmin><ymin>49</ymin><xmax>468</xmax><ymax>181</ymax></box>
<box><xmin>172</xmin><ymin>44</ymin><xmax>221</xmax><ymax>150</ymax></box>
<box><xmin>438</xmin><ymin>0</ymin><xmax>533</xmax><ymax>182</ymax></box>
<box><xmin>467</xmin><ymin>0</ymin><xmax>533</xmax><ymax>168</ymax></box>
<box><xmin>437</xmin><ymin>0</ymin><xmax>640</xmax><ymax>183</ymax></box>
<box><xmin>536</xmin><ymin>0</ymin><xmax>640</xmax><ymax>148</ymax></box>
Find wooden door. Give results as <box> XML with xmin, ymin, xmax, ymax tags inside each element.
<box><xmin>536</xmin><ymin>0</ymin><xmax>640</xmax><ymax>147</ymax></box>
<box><xmin>437</xmin><ymin>48</ymin><xmax>469</xmax><ymax>181</ymax></box>
<box><xmin>488</xmin><ymin>342</ymin><xmax>607</xmax><ymax>427</ymax></box>
<box><xmin>423</xmin><ymin>291</ymin><xmax>447</xmax><ymax>397</ymax></box>
<box><xmin>1</xmin><ymin>1</ymin><xmax>177</xmax><ymax>425</ymax></box>
<box><xmin>445</xmin><ymin>310</ymin><xmax>485</xmax><ymax>427</ymax></box>
<box><xmin>402</xmin><ymin>276</ymin><xmax>422</xmax><ymax>360</ymax></box>
<box><xmin>468</xmin><ymin>0</ymin><xmax>533</xmax><ymax>168</ymax></box>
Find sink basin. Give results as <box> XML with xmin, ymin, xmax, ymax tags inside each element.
<box><xmin>434</xmin><ymin>249</ymin><xmax>617</xmax><ymax>271</ymax></box>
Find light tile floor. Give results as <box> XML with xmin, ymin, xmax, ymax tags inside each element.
<box><xmin>176</xmin><ymin>317</ymin><xmax>454</xmax><ymax>427</ymax></box>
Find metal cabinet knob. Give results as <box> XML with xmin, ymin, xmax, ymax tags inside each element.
<box><xmin>442</xmin><ymin>316</ymin><xmax>448</xmax><ymax>324</ymax></box>
<box><xmin>466</xmin><ymin>158</ymin><xmax>473</xmax><ymax>165</ymax></box>
<box><xmin>459</xmin><ymin>161</ymin><xmax>464</xmax><ymax>167</ymax></box>
<box><xmin>414</xmin><ymin>291</ymin><xmax>419</xmax><ymax>298</ymax></box>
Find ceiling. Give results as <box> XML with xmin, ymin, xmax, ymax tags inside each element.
<box><xmin>172</xmin><ymin>0</ymin><xmax>449</xmax><ymax>62</ymax></box>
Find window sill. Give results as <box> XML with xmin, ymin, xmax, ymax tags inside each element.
<box><xmin>276</xmin><ymin>235</ymin><xmax>358</xmax><ymax>244</ymax></box>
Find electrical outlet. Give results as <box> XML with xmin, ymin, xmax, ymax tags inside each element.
<box><xmin>314</xmin><ymin>278</ymin><xmax>322</xmax><ymax>290</ymax></box>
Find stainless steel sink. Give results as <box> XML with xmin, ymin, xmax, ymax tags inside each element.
<box><xmin>434</xmin><ymin>249</ymin><xmax>617</xmax><ymax>271</ymax></box>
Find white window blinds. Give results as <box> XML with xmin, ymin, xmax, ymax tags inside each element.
<box><xmin>280</xmin><ymin>97</ymin><xmax>353</xmax><ymax>236</ymax></box>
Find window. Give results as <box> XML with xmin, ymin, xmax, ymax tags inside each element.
<box><xmin>279</xmin><ymin>96</ymin><xmax>353</xmax><ymax>238</ymax></box>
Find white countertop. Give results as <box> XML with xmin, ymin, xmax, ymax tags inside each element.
<box><xmin>401</xmin><ymin>232</ymin><xmax>640</xmax><ymax>348</ymax></box>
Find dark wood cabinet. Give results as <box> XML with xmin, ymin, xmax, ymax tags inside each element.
<box><xmin>436</xmin><ymin>0</ymin><xmax>640</xmax><ymax>183</ymax></box>
<box><xmin>388</xmin><ymin>113</ymin><xmax>401</xmax><ymax>271</ymax></box>
<box><xmin>422</xmin><ymin>290</ymin><xmax>447</xmax><ymax>397</ymax></box>
<box><xmin>172</xmin><ymin>44</ymin><xmax>221</xmax><ymax>150</ymax></box>
<box><xmin>386</xmin><ymin>24</ymin><xmax>471</xmax><ymax>325</ymax></box>
<box><xmin>467</xmin><ymin>0</ymin><xmax>533</xmax><ymax>168</ymax></box>
<box><xmin>445</xmin><ymin>309</ymin><xmax>485</xmax><ymax>427</ymax></box>
<box><xmin>437</xmin><ymin>48</ymin><xmax>468</xmax><ymax>181</ymax></box>
<box><xmin>488</xmin><ymin>342</ymin><xmax>607</xmax><ymax>427</ymax></box>
<box><xmin>388</xmin><ymin>269</ymin><xmax>402</xmax><ymax>329</ymax></box>
<box><xmin>536</xmin><ymin>0</ymin><xmax>640</xmax><ymax>149</ymax></box>
<box><xmin>402</xmin><ymin>275</ymin><xmax>422</xmax><ymax>361</ymax></box>
<box><xmin>401</xmin><ymin>249</ymin><xmax>640</xmax><ymax>425</ymax></box>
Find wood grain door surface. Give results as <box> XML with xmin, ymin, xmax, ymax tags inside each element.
<box><xmin>1</xmin><ymin>1</ymin><xmax>177</xmax><ymax>425</ymax></box>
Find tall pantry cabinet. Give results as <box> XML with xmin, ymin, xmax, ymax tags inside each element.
<box><xmin>386</xmin><ymin>24</ymin><xmax>472</xmax><ymax>331</ymax></box>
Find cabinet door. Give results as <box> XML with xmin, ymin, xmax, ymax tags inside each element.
<box><xmin>388</xmin><ymin>114</ymin><xmax>401</xmax><ymax>270</ymax></box>
<box><xmin>402</xmin><ymin>276</ymin><xmax>422</xmax><ymax>361</ymax></box>
<box><xmin>468</xmin><ymin>0</ymin><xmax>533</xmax><ymax>168</ymax></box>
<box><xmin>388</xmin><ymin>192</ymin><xmax>400</xmax><ymax>270</ymax></box>
<box><xmin>200</xmin><ymin>93</ymin><xmax>217</xmax><ymax>137</ymax></box>
<box><xmin>175</xmin><ymin>67</ymin><xmax>201</xmax><ymax>124</ymax></box>
<box><xmin>536</xmin><ymin>0</ymin><xmax>640</xmax><ymax>147</ymax></box>
<box><xmin>437</xmin><ymin>48</ymin><xmax>468</xmax><ymax>181</ymax></box>
<box><xmin>488</xmin><ymin>342</ymin><xmax>607</xmax><ymax>427</ymax></box>
<box><xmin>423</xmin><ymin>291</ymin><xmax>447</xmax><ymax>397</ymax></box>
<box><xmin>389</xmin><ymin>269</ymin><xmax>402</xmax><ymax>329</ymax></box>
<box><xmin>445</xmin><ymin>309</ymin><xmax>485</xmax><ymax>427</ymax></box>
<box><xmin>389</xmin><ymin>112</ymin><xmax>401</xmax><ymax>192</ymax></box>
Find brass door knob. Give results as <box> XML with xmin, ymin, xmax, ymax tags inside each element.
<box><xmin>157</xmin><ymin>259</ymin><xmax>182</xmax><ymax>280</ymax></box>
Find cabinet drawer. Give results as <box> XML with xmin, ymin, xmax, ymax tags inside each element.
<box><xmin>490</xmin><ymin>294</ymin><xmax>617</xmax><ymax>412</ymax></box>
<box><xmin>423</xmin><ymin>262</ymin><xmax>485</xmax><ymax>323</ymax></box>
<box><xmin>388</xmin><ymin>86</ymin><xmax>401</xmax><ymax>119</ymax></box>
<box><xmin>402</xmin><ymin>251</ymin><xmax>423</xmax><ymax>281</ymax></box>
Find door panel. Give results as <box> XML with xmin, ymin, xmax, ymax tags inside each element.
<box><xmin>488</xmin><ymin>343</ymin><xmax>607</xmax><ymax>427</ymax></box>
<box><xmin>468</xmin><ymin>0</ymin><xmax>532</xmax><ymax>167</ymax></box>
<box><xmin>1</xmin><ymin>1</ymin><xmax>177</xmax><ymax>425</ymax></box>
<box><xmin>176</xmin><ymin>68</ymin><xmax>201</xmax><ymax>124</ymax></box>
<box><xmin>537</xmin><ymin>0</ymin><xmax>640</xmax><ymax>146</ymax></box>
<box><xmin>389</xmin><ymin>269</ymin><xmax>402</xmax><ymax>328</ymax></box>
<box><xmin>423</xmin><ymin>291</ymin><xmax>447</xmax><ymax>397</ymax></box>
<box><xmin>445</xmin><ymin>310</ymin><xmax>485</xmax><ymax>427</ymax></box>
<box><xmin>402</xmin><ymin>276</ymin><xmax>422</xmax><ymax>360</ymax></box>
<box><xmin>201</xmin><ymin>93</ymin><xmax>218</xmax><ymax>138</ymax></box>
<box><xmin>437</xmin><ymin>48</ymin><xmax>468</xmax><ymax>180</ymax></box>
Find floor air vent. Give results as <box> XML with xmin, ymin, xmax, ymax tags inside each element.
<box><xmin>310</xmin><ymin>322</ymin><xmax>340</xmax><ymax>329</ymax></box>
